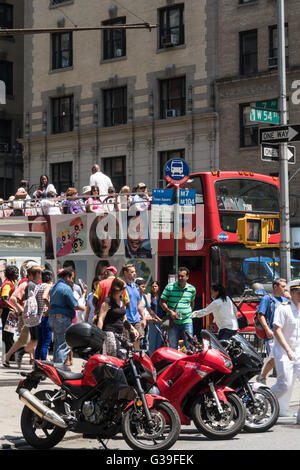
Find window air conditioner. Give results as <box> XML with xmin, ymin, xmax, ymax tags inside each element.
<box><xmin>165</xmin><ymin>109</ymin><xmax>177</xmax><ymax>118</ymax></box>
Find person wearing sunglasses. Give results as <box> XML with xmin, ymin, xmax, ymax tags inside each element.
<box><xmin>86</xmin><ymin>185</ymin><xmax>105</xmax><ymax>214</ymax></box>
<box><xmin>96</xmin><ymin>277</ymin><xmax>138</xmax><ymax>356</ymax></box>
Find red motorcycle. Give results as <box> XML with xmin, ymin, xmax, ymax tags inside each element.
<box><xmin>16</xmin><ymin>323</ymin><xmax>180</xmax><ymax>451</ymax></box>
<box><xmin>148</xmin><ymin>329</ymin><xmax>246</xmax><ymax>439</ymax></box>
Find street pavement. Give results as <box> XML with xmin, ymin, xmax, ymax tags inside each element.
<box><xmin>0</xmin><ymin>346</ymin><xmax>299</xmax><ymax>452</ymax></box>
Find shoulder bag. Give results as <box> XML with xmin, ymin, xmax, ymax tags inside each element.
<box><xmin>161</xmin><ymin>288</ymin><xmax>186</xmax><ymax>331</ymax></box>
<box><xmin>228</xmin><ymin>295</ymin><xmax>249</xmax><ymax>330</ymax></box>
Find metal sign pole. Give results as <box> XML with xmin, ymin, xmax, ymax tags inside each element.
<box><xmin>173</xmin><ymin>185</ymin><xmax>180</xmax><ymax>278</ymax></box>
<box><xmin>277</xmin><ymin>0</ymin><xmax>291</xmax><ymax>282</ymax></box>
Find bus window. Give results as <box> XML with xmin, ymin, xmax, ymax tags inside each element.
<box><xmin>181</xmin><ymin>176</ymin><xmax>204</xmax><ymax>203</ymax></box>
<box><xmin>215</xmin><ymin>179</ymin><xmax>280</xmax><ymax>213</ymax></box>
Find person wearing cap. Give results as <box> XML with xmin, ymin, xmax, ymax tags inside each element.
<box><xmin>92</xmin><ymin>266</ymin><xmax>129</xmax><ymax>321</ymax></box>
<box><xmin>80</xmin><ymin>186</ymin><xmax>91</xmax><ymax>211</ymax></box>
<box><xmin>271</xmin><ymin>279</ymin><xmax>300</xmax><ymax>422</ymax></box>
<box><xmin>130</xmin><ymin>182</ymin><xmax>151</xmax><ymax>212</ymax></box>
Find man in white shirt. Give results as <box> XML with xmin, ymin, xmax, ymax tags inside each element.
<box><xmin>89</xmin><ymin>164</ymin><xmax>113</xmax><ymax>199</ymax></box>
<box><xmin>271</xmin><ymin>279</ymin><xmax>300</xmax><ymax>422</ymax></box>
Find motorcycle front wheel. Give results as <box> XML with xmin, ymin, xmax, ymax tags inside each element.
<box><xmin>192</xmin><ymin>392</ymin><xmax>245</xmax><ymax>440</ymax></box>
<box><xmin>242</xmin><ymin>387</ymin><xmax>279</xmax><ymax>432</ymax></box>
<box><xmin>20</xmin><ymin>390</ymin><xmax>66</xmax><ymax>449</ymax></box>
<box><xmin>122</xmin><ymin>400</ymin><xmax>180</xmax><ymax>451</ymax></box>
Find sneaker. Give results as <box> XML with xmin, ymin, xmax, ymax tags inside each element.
<box><xmin>256</xmin><ymin>375</ymin><xmax>266</xmax><ymax>385</ymax></box>
<box><xmin>279</xmin><ymin>410</ymin><xmax>297</xmax><ymax>418</ymax></box>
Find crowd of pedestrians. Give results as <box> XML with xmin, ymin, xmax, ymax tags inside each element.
<box><xmin>0</xmin><ymin>164</ymin><xmax>152</xmax><ymax>217</ymax></box>
<box><xmin>1</xmin><ymin>255</ymin><xmax>299</xmax><ymax>423</ymax></box>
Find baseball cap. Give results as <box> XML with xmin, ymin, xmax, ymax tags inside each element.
<box><xmin>82</xmin><ymin>186</ymin><xmax>91</xmax><ymax>194</ymax></box>
<box><xmin>137</xmin><ymin>182</ymin><xmax>147</xmax><ymax>189</ymax></box>
<box><xmin>26</xmin><ymin>261</ymin><xmax>39</xmax><ymax>269</ymax></box>
<box><xmin>104</xmin><ymin>265</ymin><xmax>118</xmax><ymax>276</ymax></box>
<box><xmin>287</xmin><ymin>279</ymin><xmax>300</xmax><ymax>291</ymax></box>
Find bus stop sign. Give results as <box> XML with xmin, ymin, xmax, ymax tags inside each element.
<box><xmin>164</xmin><ymin>158</ymin><xmax>190</xmax><ymax>186</ymax></box>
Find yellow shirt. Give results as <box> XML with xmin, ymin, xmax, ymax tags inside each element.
<box><xmin>1</xmin><ymin>280</ymin><xmax>16</xmax><ymax>298</ymax></box>
<box><xmin>94</xmin><ymin>277</ymin><xmax>129</xmax><ymax>304</ymax></box>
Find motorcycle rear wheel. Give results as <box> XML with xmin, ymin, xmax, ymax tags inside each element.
<box><xmin>20</xmin><ymin>390</ymin><xmax>66</xmax><ymax>449</ymax></box>
<box><xmin>192</xmin><ymin>392</ymin><xmax>245</xmax><ymax>440</ymax></box>
<box><xmin>242</xmin><ymin>387</ymin><xmax>279</xmax><ymax>432</ymax></box>
<box><xmin>122</xmin><ymin>400</ymin><xmax>180</xmax><ymax>451</ymax></box>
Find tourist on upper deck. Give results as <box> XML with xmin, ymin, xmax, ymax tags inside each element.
<box><xmin>89</xmin><ymin>164</ymin><xmax>113</xmax><ymax>199</ymax></box>
<box><xmin>33</xmin><ymin>175</ymin><xmax>57</xmax><ymax>199</ymax></box>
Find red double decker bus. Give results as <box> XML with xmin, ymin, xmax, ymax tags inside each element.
<box><xmin>157</xmin><ymin>171</ymin><xmax>281</xmax><ymax>335</ymax></box>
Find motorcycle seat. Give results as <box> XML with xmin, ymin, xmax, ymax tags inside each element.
<box><xmin>56</xmin><ymin>369</ymin><xmax>84</xmax><ymax>381</ymax></box>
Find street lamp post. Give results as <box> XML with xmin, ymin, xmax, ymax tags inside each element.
<box><xmin>277</xmin><ymin>0</ymin><xmax>291</xmax><ymax>282</ymax></box>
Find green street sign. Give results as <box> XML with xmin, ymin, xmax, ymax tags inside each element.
<box><xmin>251</xmin><ymin>99</ymin><xmax>278</xmax><ymax>111</ymax></box>
<box><xmin>250</xmin><ymin>108</ymin><xmax>280</xmax><ymax>124</ymax></box>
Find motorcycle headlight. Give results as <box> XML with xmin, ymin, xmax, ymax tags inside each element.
<box><xmin>223</xmin><ymin>357</ymin><xmax>232</xmax><ymax>369</ymax></box>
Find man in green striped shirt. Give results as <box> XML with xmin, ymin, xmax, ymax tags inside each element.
<box><xmin>160</xmin><ymin>267</ymin><xmax>196</xmax><ymax>350</ymax></box>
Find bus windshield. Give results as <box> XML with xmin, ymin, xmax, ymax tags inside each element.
<box><xmin>211</xmin><ymin>245</ymin><xmax>281</xmax><ymax>297</ymax></box>
<box><xmin>215</xmin><ymin>178</ymin><xmax>280</xmax><ymax>213</ymax></box>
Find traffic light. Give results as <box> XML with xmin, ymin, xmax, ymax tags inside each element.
<box><xmin>237</xmin><ymin>215</ymin><xmax>269</xmax><ymax>245</ymax></box>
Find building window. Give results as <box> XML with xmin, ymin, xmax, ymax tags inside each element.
<box><xmin>51</xmin><ymin>161</ymin><xmax>73</xmax><ymax>195</ymax></box>
<box><xmin>103</xmin><ymin>87</ymin><xmax>127</xmax><ymax>127</ymax></box>
<box><xmin>52</xmin><ymin>32</ymin><xmax>73</xmax><ymax>70</ymax></box>
<box><xmin>159</xmin><ymin>4</ymin><xmax>184</xmax><ymax>48</ymax></box>
<box><xmin>269</xmin><ymin>24</ymin><xmax>289</xmax><ymax>68</ymax></box>
<box><xmin>159</xmin><ymin>149</ymin><xmax>185</xmax><ymax>187</ymax></box>
<box><xmin>0</xmin><ymin>119</ymin><xmax>11</xmax><ymax>153</ymax></box>
<box><xmin>240</xmin><ymin>104</ymin><xmax>258</xmax><ymax>147</ymax></box>
<box><xmin>240</xmin><ymin>30</ymin><xmax>258</xmax><ymax>75</ymax></box>
<box><xmin>160</xmin><ymin>77</ymin><xmax>186</xmax><ymax>119</ymax></box>
<box><xmin>52</xmin><ymin>95</ymin><xmax>74</xmax><ymax>134</ymax></box>
<box><xmin>103</xmin><ymin>156</ymin><xmax>126</xmax><ymax>191</ymax></box>
<box><xmin>239</xmin><ymin>0</ymin><xmax>256</xmax><ymax>4</ymax></box>
<box><xmin>0</xmin><ymin>60</ymin><xmax>13</xmax><ymax>96</ymax></box>
<box><xmin>0</xmin><ymin>3</ymin><xmax>13</xmax><ymax>28</ymax></box>
<box><xmin>50</xmin><ymin>0</ymin><xmax>72</xmax><ymax>5</ymax></box>
<box><xmin>102</xmin><ymin>17</ymin><xmax>126</xmax><ymax>60</ymax></box>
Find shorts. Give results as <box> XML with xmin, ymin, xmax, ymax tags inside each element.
<box><xmin>18</xmin><ymin>316</ymin><xmax>30</xmax><ymax>345</ymax></box>
<box><xmin>29</xmin><ymin>326</ymin><xmax>38</xmax><ymax>341</ymax></box>
<box><xmin>123</xmin><ymin>321</ymin><xmax>144</xmax><ymax>340</ymax></box>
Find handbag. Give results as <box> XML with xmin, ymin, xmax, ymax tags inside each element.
<box><xmin>228</xmin><ymin>295</ymin><xmax>249</xmax><ymax>330</ymax></box>
<box><xmin>161</xmin><ymin>289</ymin><xmax>186</xmax><ymax>331</ymax></box>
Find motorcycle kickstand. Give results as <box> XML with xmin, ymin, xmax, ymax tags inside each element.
<box><xmin>96</xmin><ymin>437</ymin><xmax>109</xmax><ymax>450</ymax></box>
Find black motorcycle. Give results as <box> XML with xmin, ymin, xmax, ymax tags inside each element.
<box><xmin>217</xmin><ymin>333</ymin><xmax>280</xmax><ymax>432</ymax></box>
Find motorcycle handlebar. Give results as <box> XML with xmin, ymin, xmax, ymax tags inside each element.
<box><xmin>184</xmin><ymin>331</ymin><xmax>203</xmax><ymax>351</ymax></box>
<box><xmin>114</xmin><ymin>333</ymin><xmax>134</xmax><ymax>351</ymax></box>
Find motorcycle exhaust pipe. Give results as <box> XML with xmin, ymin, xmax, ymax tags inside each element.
<box><xmin>18</xmin><ymin>388</ymin><xmax>68</xmax><ymax>429</ymax></box>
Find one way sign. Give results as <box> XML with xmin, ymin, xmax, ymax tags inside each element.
<box><xmin>261</xmin><ymin>143</ymin><xmax>296</xmax><ymax>164</ymax></box>
<box><xmin>259</xmin><ymin>124</ymin><xmax>300</xmax><ymax>144</ymax></box>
